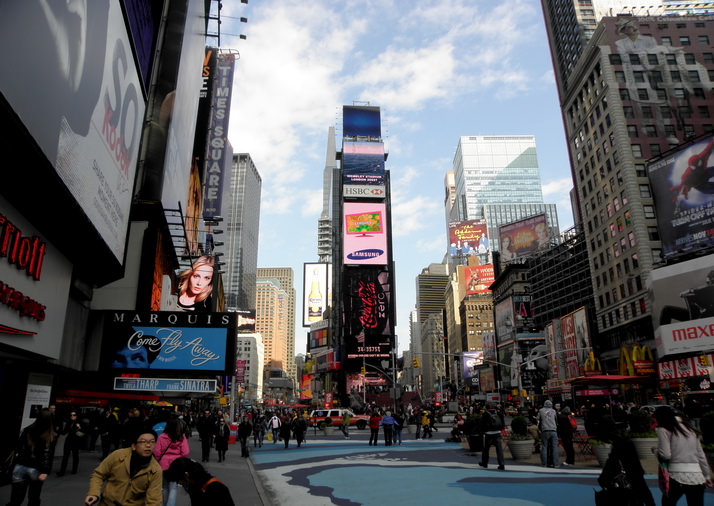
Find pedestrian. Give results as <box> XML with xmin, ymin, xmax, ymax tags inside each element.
<box><xmin>166</xmin><ymin>457</ymin><xmax>235</xmax><ymax>505</ymax></box>
<box><xmin>268</xmin><ymin>412</ymin><xmax>281</xmax><ymax>443</ymax></box>
<box><xmin>213</xmin><ymin>418</ymin><xmax>230</xmax><ymax>462</ymax></box>
<box><xmin>393</xmin><ymin>410</ymin><xmax>404</xmax><ymax>445</ymax></box>
<box><xmin>479</xmin><ymin>403</ymin><xmax>505</xmax><ymax>470</ymax></box>
<box><xmin>557</xmin><ymin>406</ymin><xmax>576</xmax><ymax>467</ymax></box>
<box><xmin>6</xmin><ymin>408</ymin><xmax>54</xmax><ymax>506</ymax></box>
<box><xmin>368</xmin><ymin>411</ymin><xmax>382</xmax><ymax>446</ymax></box>
<box><xmin>340</xmin><ymin>412</ymin><xmax>351</xmax><ymax>439</ymax></box>
<box><xmin>380</xmin><ymin>410</ymin><xmax>396</xmax><ymax>446</ymax></box>
<box><xmin>154</xmin><ymin>418</ymin><xmax>190</xmax><ymax>506</ymax></box>
<box><xmin>253</xmin><ymin>415</ymin><xmax>266</xmax><ymax>447</ymax></box>
<box><xmin>279</xmin><ymin>413</ymin><xmax>292</xmax><ymax>449</ymax></box>
<box><xmin>237</xmin><ymin>416</ymin><xmax>252</xmax><ymax>457</ymax></box>
<box><xmin>120</xmin><ymin>408</ymin><xmax>147</xmax><ymax>448</ymax></box>
<box><xmin>98</xmin><ymin>408</ymin><xmax>119</xmax><ymax>459</ymax></box>
<box><xmin>291</xmin><ymin>412</ymin><xmax>307</xmax><ymax>448</ymax></box>
<box><xmin>598</xmin><ymin>433</ymin><xmax>655</xmax><ymax>506</ymax></box>
<box><xmin>196</xmin><ymin>409</ymin><xmax>215</xmax><ymax>462</ymax></box>
<box><xmin>421</xmin><ymin>410</ymin><xmax>432</xmax><ymax>439</ymax></box>
<box><xmin>414</xmin><ymin>409</ymin><xmax>422</xmax><ymax>439</ymax></box>
<box><xmin>653</xmin><ymin>406</ymin><xmax>712</xmax><ymax>506</ymax></box>
<box><xmin>56</xmin><ymin>410</ymin><xmax>85</xmax><ymax>476</ymax></box>
<box><xmin>84</xmin><ymin>430</ymin><xmax>162</xmax><ymax>506</ymax></box>
<box><xmin>537</xmin><ymin>400</ymin><xmax>559</xmax><ymax>468</ymax></box>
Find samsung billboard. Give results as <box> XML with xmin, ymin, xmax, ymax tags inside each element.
<box><xmin>343</xmin><ymin>202</ymin><xmax>389</xmax><ymax>265</ymax></box>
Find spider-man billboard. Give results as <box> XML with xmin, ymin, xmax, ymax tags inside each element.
<box><xmin>649</xmin><ymin>135</ymin><xmax>714</xmax><ymax>260</ymax></box>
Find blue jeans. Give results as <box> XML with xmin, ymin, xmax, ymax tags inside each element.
<box><xmin>540</xmin><ymin>430</ymin><xmax>559</xmax><ymax>467</ymax></box>
<box><xmin>163</xmin><ymin>478</ymin><xmax>178</xmax><ymax>506</ymax></box>
<box><xmin>8</xmin><ymin>465</ymin><xmax>44</xmax><ymax>506</ymax></box>
<box><xmin>394</xmin><ymin>427</ymin><xmax>402</xmax><ymax>444</ymax></box>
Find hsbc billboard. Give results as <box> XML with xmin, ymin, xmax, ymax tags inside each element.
<box><xmin>344</xmin><ymin>185</ymin><xmax>385</xmax><ymax>199</ymax></box>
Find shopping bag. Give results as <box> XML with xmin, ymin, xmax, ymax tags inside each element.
<box><xmin>267</xmin><ymin>432</ymin><xmax>273</xmax><ymax>442</ymax></box>
<box><xmin>658</xmin><ymin>462</ymin><xmax>670</xmax><ymax>497</ymax></box>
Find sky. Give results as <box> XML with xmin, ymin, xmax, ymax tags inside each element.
<box><xmin>222</xmin><ymin>0</ymin><xmax>575</xmax><ymax>356</ymax></box>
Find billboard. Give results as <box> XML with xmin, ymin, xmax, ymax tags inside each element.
<box><xmin>203</xmin><ymin>52</ymin><xmax>237</xmax><ymax>220</ymax></box>
<box><xmin>342</xmin><ymin>141</ymin><xmax>385</xmax><ymax>186</ymax></box>
<box><xmin>572</xmin><ymin>307</ymin><xmax>591</xmax><ymax>371</ymax></box>
<box><xmin>659</xmin><ymin>354</ymin><xmax>714</xmax><ymax>380</ymax></box>
<box><xmin>649</xmin><ymin>135</ymin><xmax>714</xmax><ymax>259</ymax></box>
<box><xmin>343</xmin><ymin>185</ymin><xmax>386</xmax><ymax>199</ymax></box>
<box><xmin>448</xmin><ymin>220</ymin><xmax>489</xmax><ymax>256</ymax></box>
<box><xmin>561</xmin><ymin>311</ymin><xmax>581</xmax><ymax>378</ymax></box>
<box><xmin>343</xmin><ymin>105</ymin><xmax>381</xmax><ymax>138</ymax></box>
<box><xmin>498</xmin><ymin>213</ymin><xmax>550</xmax><ymax>266</ymax></box>
<box><xmin>495</xmin><ymin>297</ymin><xmax>515</xmax><ymax>344</ymax></box>
<box><xmin>482</xmin><ymin>331</ymin><xmax>496</xmax><ymax>361</ymax></box>
<box><xmin>309</xmin><ymin>321</ymin><xmax>330</xmax><ymax>351</ymax></box>
<box><xmin>463</xmin><ymin>351</ymin><xmax>484</xmax><ymax>386</ymax></box>
<box><xmin>101</xmin><ymin>311</ymin><xmax>236</xmax><ymax>374</ymax></box>
<box><xmin>0</xmin><ymin>1</ymin><xmax>145</xmax><ymax>263</ymax></box>
<box><xmin>342</xmin><ymin>267</ymin><xmax>393</xmax><ymax>359</ymax></box>
<box><xmin>462</xmin><ymin>265</ymin><xmax>495</xmax><ymax>294</ymax></box>
<box><xmin>303</xmin><ymin>263</ymin><xmax>330</xmax><ymax>327</ymax></box>
<box><xmin>343</xmin><ymin>202</ymin><xmax>389</xmax><ymax>265</ymax></box>
<box><xmin>651</xmin><ymin>255</ymin><xmax>714</xmax><ymax>358</ymax></box>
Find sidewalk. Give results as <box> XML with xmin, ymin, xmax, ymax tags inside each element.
<box><xmin>0</xmin><ymin>435</ymin><xmax>269</xmax><ymax>505</ymax></box>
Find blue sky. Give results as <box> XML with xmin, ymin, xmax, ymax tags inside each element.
<box><xmin>223</xmin><ymin>0</ymin><xmax>575</xmax><ymax>355</ymax></box>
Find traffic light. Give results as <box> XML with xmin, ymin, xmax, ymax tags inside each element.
<box><xmin>360</xmin><ymin>366</ymin><xmax>366</xmax><ymax>375</ymax></box>
<box><xmin>413</xmin><ymin>357</ymin><xmax>420</xmax><ymax>368</ymax></box>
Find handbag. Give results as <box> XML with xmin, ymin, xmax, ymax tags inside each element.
<box><xmin>0</xmin><ymin>451</ymin><xmax>15</xmax><ymax>486</ymax></box>
<box><xmin>75</xmin><ymin>431</ymin><xmax>85</xmax><ymax>438</ymax></box>
<box><xmin>658</xmin><ymin>461</ymin><xmax>670</xmax><ymax>497</ymax></box>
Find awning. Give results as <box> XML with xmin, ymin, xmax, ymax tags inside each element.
<box><xmin>570</xmin><ymin>374</ymin><xmax>653</xmax><ymax>386</ymax></box>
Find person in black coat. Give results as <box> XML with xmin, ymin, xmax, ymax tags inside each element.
<box><xmin>598</xmin><ymin>434</ymin><xmax>655</xmax><ymax>506</ymax></box>
<box><xmin>214</xmin><ymin>418</ymin><xmax>231</xmax><ymax>462</ymax></box>
<box><xmin>56</xmin><ymin>410</ymin><xmax>85</xmax><ymax>476</ymax></box>
<box><xmin>195</xmin><ymin>409</ymin><xmax>216</xmax><ymax>462</ymax></box>
<box><xmin>279</xmin><ymin>414</ymin><xmax>293</xmax><ymax>449</ymax></box>
<box><xmin>166</xmin><ymin>457</ymin><xmax>235</xmax><ymax>506</ymax></box>
<box><xmin>237</xmin><ymin>416</ymin><xmax>253</xmax><ymax>458</ymax></box>
<box><xmin>7</xmin><ymin>409</ymin><xmax>55</xmax><ymax>506</ymax></box>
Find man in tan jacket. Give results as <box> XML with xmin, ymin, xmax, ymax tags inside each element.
<box><xmin>85</xmin><ymin>430</ymin><xmax>162</xmax><ymax>505</ymax></box>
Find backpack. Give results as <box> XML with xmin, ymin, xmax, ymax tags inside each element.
<box><xmin>569</xmin><ymin>415</ymin><xmax>577</xmax><ymax>430</ymax></box>
<box><xmin>486</xmin><ymin>411</ymin><xmax>504</xmax><ymax>431</ymax></box>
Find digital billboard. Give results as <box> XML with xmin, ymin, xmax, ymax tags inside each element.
<box><xmin>498</xmin><ymin>213</ymin><xmax>550</xmax><ymax>267</ymax></box>
<box><xmin>463</xmin><ymin>351</ymin><xmax>484</xmax><ymax>386</ymax></box>
<box><xmin>448</xmin><ymin>220</ymin><xmax>489</xmax><ymax>256</ymax></box>
<box><xmin>343</xmin><ymin>105</ymin><xmax>381</xmax><ymax>138</ymax></box>
<box><xmin>343</xmin><ymin>202</ymin><xmax>389</xmax><ymax>265</ymax></box>
<box><xmin>648</xmin><ymin>135</ymin><xmax>714</xmax><ymax>259</ymax></box>
<box><xmin>0</xmin><ymin>1</ymin><xmax>145</xmax><ymax>263</ymax></box>
<box><xmin>101</xmin><ymin>311</ymin><xmax>236</xmax><ymax>374</ymax></box>
<box><xmin>342</xmin><ymin>141</ymin><xmax>385</xmax><ymax>186</ymax></box>
<box><xmin>303</xmin><ymin>263</ymin><xmax>331</xmax><ymax>327</ymax></box>
<box><xmin>651</xmin><ymin>255</ymin><xmax>714</xmax><ymax>358</ymax></box>
<box><xmin>343</xmin><ymin>267</ymin><xmax>393</xmax><ymax>359</ymax></box>
<box><xmin>462</xmin><ymin>265</ymin><xmax>494</xmax><ymax>294</ymax></box>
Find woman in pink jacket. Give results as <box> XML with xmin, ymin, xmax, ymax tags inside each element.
<box><xmin>153</xmin><ymin>418</ymin><xmax>190</xmax><ymax>506</ymax></box>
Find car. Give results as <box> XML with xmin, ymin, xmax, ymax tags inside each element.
<box><xmin>639</xmin><ymin>404</ymin><xmax>674</xmax><ymax>414</ymax></box>
<box><xmin>309</xmin><ymin>408</ymin><xmax>370</xmax><ymax>429</ymax></box>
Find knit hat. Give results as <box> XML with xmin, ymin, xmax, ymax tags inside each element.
<box><xmin>562</xmin><ymin>406</ymin><xmax>571</xmax><ymax>414</ymax></box>
<box><xmin>544</xmin><ymin>400</ymin><xmax>553</xmax><ymax>408</ymax></box>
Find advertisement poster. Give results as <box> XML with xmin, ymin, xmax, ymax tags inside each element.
<box><xmin>342</xmin><ymin>268</ymin><xmax>393</xmax><ymax>359</ymax></box>
<box><xmin>561</xmin><ymin>313</ymin><xmax>580</xmax><ymax>378</ymax></box>
<box><xmin>101</xmin><ymin>311</ymin><xmax>236</xmax><ymax>374</ymax></box>
<box><xmin>448</xmin><ymin>219</ymin><xmax>489</xmax><ymax>256</ymax></box>
<box><xmin>303</xmin><ymin>263</ymin><xmax>330</xmax><ymax>327</ymax></box>
<box><xmin>573</xmin><ymin>307</ymin><xmax>591</xmax><ymax>372</ymax></box>
<box><xmin>342</xmin><ymin>141</ymin><xmax>385</xmax><ymax>186</ymax></box>
<box><xmin>0</xmin><ymin>1</ymin><xmax>145</xmax><ymax>262</ymax></box>
<box><xmin>650</xmin><ymin>255</ymin><xmax>714</xmax><ymax>358</ymax></box>
<box><xmin>495</xmin><ymin>298</ymin><xmax>514</xmax><ymax>345</ymax></box>
<box><xmin>498</xmin><ymin>213</ymin><xmax>550</xmax><ymax>266</ymax></box>
<box><xmin>482</xmin><ymin>331</ymin><xmax>497</xmax><ymax>362</ymax></box>
<box><xmin>649</xmin><ymin>135</ymin><xmax>714</xmax><ymax>259</ymax></box>
<box><xmin>462</xmin><ymin>351</ymin><xmax>484</xmax><ymax>384</ymax></box>
<box><xmin>343</xmin><ymin>202</ymin><xmax>389</xmax><ymax>265</ymax></box>
<box><xmin>463</xmin><ymin>264</ymin><xmax>495</xmax><ymax>294</ymax></box>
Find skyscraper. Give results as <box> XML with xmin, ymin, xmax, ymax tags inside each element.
<box><xmin>541</xmin><ymin>4</ymin><xmax>714</xmax><ymax>365</ymax></box>
<box><xmin>318</xmin><ymin>127</ymin><xmax>339</xmax><ymax>263</ymax></box>
<box><xmin>449</xmin><ymin>135</ymin><xmax>560</xmax><ymax>250</ymax></box>
<box><xmin>255</xmin><ymin>277</ymin><xmax>289</xmax><ymax>374</ymax></box>
<box><xmin>257</xmin><ymin>267</ymin><xmax>296</xmax><ymax>383</ymax></box>
<box><xmin>221</xmin><ymin>153</ymin><xmax>262</xmax><ymax>311</ymax></box>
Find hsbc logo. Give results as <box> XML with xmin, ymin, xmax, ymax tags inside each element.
<box><xmin>344</xmin><ymin>185</ymin><xmax>385</xmax><ymax>198</ymax></box>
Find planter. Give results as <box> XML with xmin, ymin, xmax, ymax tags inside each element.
<box><xmin>467</xmin><ymin>434</ymin><xmax>483</xmax><ymax>453</ymax></box>
<box><xmin>630</xmin><ymin>437</ymin><xmax>657</xmax><ymax>460</ymax></box>
<box><xmin>507</xmin><ymin>438</ymin><xmax>534</xmax><ymax>460</ymax></box>
<box><xmin>592</xmin><ymin>443</ymin><xmax>612</xmax><ymax>467</ymax></box>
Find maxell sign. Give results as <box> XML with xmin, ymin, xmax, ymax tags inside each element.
<box><xmin>656</xmin><ymin>316</ymin><xmax>714</xmax><ymax>357</ymax></box>
<box><xmin>344</xmin><ymin>185</ymin><xmax>385</xmax><ymax>199</ymax></box>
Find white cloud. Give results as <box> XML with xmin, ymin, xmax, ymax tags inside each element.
<box><xmin>391</xmin><ymin>195</ymin><xmax>441</xmax><ymax>237</ymax></box>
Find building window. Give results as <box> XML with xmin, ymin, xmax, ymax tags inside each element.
<box><xmin>650</xmin><ymin>144</ymin><xmax>661</xmax><ymax>156</ymax></box>
<box><xmin>671</xmin><ymin>70</ymin><xmax>682</xmax><ymax>82</ymax></box>
<box><xmin>643</xmin><ymin>205</ymin><xmax>655</xmax><ymax>218</ymax></box>
<box><xmin>679</xmin><ymin>36</ymin><xmax>690</xmax><ymax>46</ymax></box>
<box><xmin>704</xmin><ymin>53</ymin><xmax>714</xmax><ymax>64</ymax></box>
<box><xmin>699</xmin><ymin>106</ymin><xmax>711</xmax><ymax>118</ymax></box>
<box><xmin>641</xmin><ymin>106</ymin><xmax>653</xmax><ymax>119</ymax></box>
<box><xmin>648</xmin><ymin>226</ymin><xmax>659</xmax><ymax>240</ymax></box>
<box><xmin>634</xmin><ymin>70</ymin><xmax>645</xmax><ymax>83</ymax></box>
<box><xmin>627</xmin><ymin>125</ymin><xmax>638</xmax><ymax>137</ymax></box>
<box><xmin>615</xmin><ymin>70</ymin><xmax>626</xmax><ymax>83</ymax></box>
<box><xmin>648</xmin><ymin>54</ymin><xmax>659</xmax><ymax>65</ymax></box>
<box><xmin>688</xmin><ymin>70</ymin><xmax>701</xmax><ymax>83</ymax></box>
<box><xmin>644</xmin><ymin>125</ymin><xmax>657</xmax><ymax>137</ymax></box>
<box><xmin>629</xmin><ymin>232</ymin><xmax>636</xmax><ymax>247</ymax></box>
<box><xmin>609</xmin><ymin>54</ymin><xmax>622</xmax><ymax>65</ymax></box>
<box><xmin>699</xmin><ymin>35</ymin><xmax>710</xmax><ymax>46</ymax></box>
<box><xmin>639</xmin><ymin>184</ymin><xmax>651</xmax><ymax>198</ymax></box>
<box><xmin>662</xmin><ymin>36</ymin><xmax>672</xmax><ymax>47</ymax></box>
<box><xmin>685</xmin><ymin>53</ymin><xmax>696</xmax><ymax>64</ymax></box>
<box><xmin>637</xmin><ymin>88</ymin><xmax>649</xmax><ymax>101</ymax></box>
<box><xmin>620</xmin><ymin>89</ymin><xmax>630</xmax><ymax>100</ymax></box>
<box><xmin>631</xmin><ymin>144</ymin><xmax>642</xmax><ymax>157</ymax></box>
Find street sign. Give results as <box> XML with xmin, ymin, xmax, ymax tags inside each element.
<box><xmin>114</xmin><ymin>377</ymin><xmax>217</xmax><ymax>393</ymax></box>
